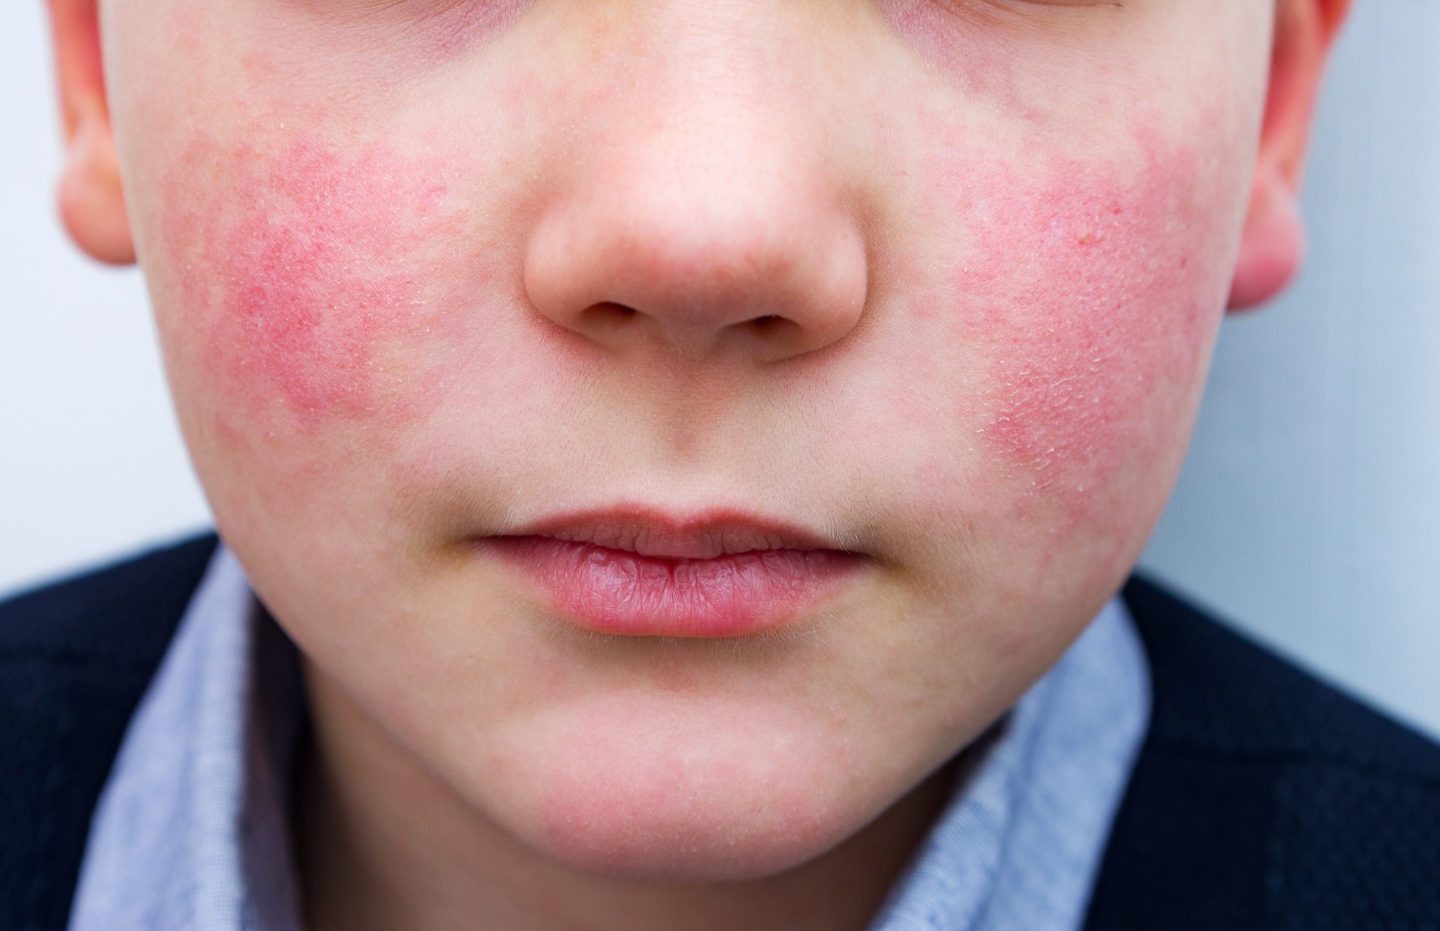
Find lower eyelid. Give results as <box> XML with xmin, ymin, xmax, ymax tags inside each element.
<box><xmin>971</xmin><ymin>0</ymin><xmax>1131</xmax><ymax>17</ymax></box>
<box><xmin>293</xmin><ymin>0</ymin><xmax>531</xmax><ymax>61</ymax></box>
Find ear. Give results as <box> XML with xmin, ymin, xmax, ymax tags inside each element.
<box><xmin>46</xmin><ymin>0</ymin><xmax>135</xmax><ymax>266</ymax></box>
<box><xmin>1227</xmin><ymin>0</ymin><xmax>1351</xmax><ymax>311</ymax></box>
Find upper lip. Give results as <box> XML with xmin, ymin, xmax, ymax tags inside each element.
<box><xmin>499</xmin><ymin>505</ymin><xmax>853</xmax><ymax>560</ymax></box>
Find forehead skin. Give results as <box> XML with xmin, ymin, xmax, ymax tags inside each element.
<box><xmin>102</xmin><ymin>0</ymin><xmax>1268</xmax><ymax>890</ymax></box>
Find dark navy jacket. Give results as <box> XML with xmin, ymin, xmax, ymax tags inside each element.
<box><xmin>2</xmin><ymin>533</ymin><xmax>1438</xmax><ymax>930</ymax></box>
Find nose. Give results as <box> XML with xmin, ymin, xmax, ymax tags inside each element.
<box><xmin>522</xmin><ymin>18</ymin><xmax>870</xmax><ymax>366</ymax></box>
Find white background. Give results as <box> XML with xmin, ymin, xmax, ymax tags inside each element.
<box><xmin>2</xmin><ymin>4</ymin><xmax>1437</xmax><ymax>738</ymax></box>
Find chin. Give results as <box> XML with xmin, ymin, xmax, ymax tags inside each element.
<box><xmin>521</xmin><ymin>778</ymin><xmax>856</xmax><ymax>883</ymax></box>
<box><xmin>482</xmin><ymin>709</ymin><xmax>881</xmax><ymax>882</ymax></box>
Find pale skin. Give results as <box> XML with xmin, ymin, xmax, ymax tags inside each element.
<box><xmin>47</xmin><ymin>1</ymin><xmax>1349</xmax><ymax>929</ymax></box>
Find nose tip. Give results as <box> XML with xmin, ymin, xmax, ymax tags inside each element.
<box><xmin>521</xmin><ymin>97</ymin><xmax>870</xmax><ymax>365</ymax></box>
<box><xmin>527</xmin><ymin>195</ymin><xmax>864</xmax><ymax>361</ymax></box>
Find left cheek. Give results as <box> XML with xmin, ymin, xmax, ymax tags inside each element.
<box><xmin>965</xmin><ymin>131</ymin><xmax>1228</xmax><ymax>527</ymax></box>
<box><xmin>902</xmin><ymin>120</ymin><xmax>1237</xmax><ymax>574</ymax></box>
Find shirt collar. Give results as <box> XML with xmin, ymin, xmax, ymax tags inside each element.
<box><xmin>868</xmin><ymin>596</ymin><xmax>1150</xmax><ymax>930</ymax></box>
<box><xmin>70</xmin><ymin>543</ymin><xmax>1150</xmax><ymax>931</ymax></box>
<box><xmin>69</xmin><ymin>545</ymin><xmax>306</xmax><ymax>931</ymax></box>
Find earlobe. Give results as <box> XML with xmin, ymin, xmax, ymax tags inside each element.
<box><xmin>47</xmin><ymin>0</ymin><xmax>135</xmax><ymax>266</ymax></box>
<box><xmin>57</xmin><ymin>101</ymin><xmax>135</xmax><ymax>266</ymax></box>
<box><xmin>1225</xmin><ymin>0</ymin><xmax>1351</xmax><ymax>312</ymax></box>
<box><xmin>1227</xmin><ymin>164</ymin><xmax>1303</xmax><ymax>312</ymax></box>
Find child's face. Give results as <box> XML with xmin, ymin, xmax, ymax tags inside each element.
<box><xmin>103</xmin><ymin>1</ymin><xmax>1269</xmax><ymax>877</ymax></box>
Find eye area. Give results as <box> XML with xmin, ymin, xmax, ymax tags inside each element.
<box><xmin>931</xmin><ymin>0</ymin><xmax>1131</xmax><ymax>21</ymax></box>
<box><xmin>1010</xmin><ymin>0</ymin><xmax>1126</xmax><ymax>6</ymax></box>
<box><xmin>977</xmin><ymin>0</ymin><xmax>1128</xmax><ymax>11</ymax></box>
<box><xmin>953</xmin><ymin>0</ymin><xmax>1134</xmax><ymax>34</ymax></box>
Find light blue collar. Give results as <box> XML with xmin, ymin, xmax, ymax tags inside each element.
<box><xmin>69</xmin><ymin>547</ymin><xmax>305</xmax><ymax>931</ymax></box>
<box><xmin>867</xmin><ymin>595</ymin><xmax>1150</xmax><ymax>930</ymax></box>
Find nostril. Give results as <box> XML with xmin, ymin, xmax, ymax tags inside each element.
<box><xmin>567</xmin><ymin>302</ymin><xmax>809</xmax><ymax>357</ymax></box>
<box><xmin>582</xmin><ymin>302</ymin><xmax>639</xmax><ymax>326</ymax></box>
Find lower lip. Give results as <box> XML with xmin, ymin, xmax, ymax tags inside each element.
<box><xmin>485</xmin><ymin>536</ymin><xmax>865</xmax><ymax>637</ymax></box>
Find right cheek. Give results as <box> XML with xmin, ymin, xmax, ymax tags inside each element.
<box><xmin>150</xmin><ymin>126</ymin><xmax>491</xmax><ymax>442</ymax></box>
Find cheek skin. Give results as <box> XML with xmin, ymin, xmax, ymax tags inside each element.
<box><xmin>161</xmin><ymin>133</ymin><xmax>473</xmax><ymax>434</ymax></box>
<box><xmin>915</xmin><ymin>115</ymin><xmax>1231</xmax><ymax>563</ymax></box>
<box><xmin>968</xmin><ymin>132</ymin><xmax>1214</xmax><ymax>510</ymax></box>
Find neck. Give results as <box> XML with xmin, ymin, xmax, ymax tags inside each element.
<box><xmin>294</xmin><ymin>669</ymin><xmax>992</xmax><ymax>931</ymax></box>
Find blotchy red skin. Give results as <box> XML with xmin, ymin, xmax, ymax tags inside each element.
<box><xmin>161</xmin><ymin>107</ymin><xmax>1223</xmax><ymax>568</ymax></box>
<box><xmin>980</xmin><ymin>146</ymin><xmax>1211</xmax><ymax>504</ymax></box>
<box><xmin>163</xmin><ymin>134</ymin><xmax>466</xmax><ymax>432</ymax></box>
<box><xmin>915</xmin><ymin>122</ymin><xmax>1224</xmax><ymax>542</ymax></box>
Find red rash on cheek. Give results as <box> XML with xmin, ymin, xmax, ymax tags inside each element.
<box><xmin>163</xmin><ymin>135</ymin><xmax>464</xmax><ymax>430</ymax></box>
<box><xmin>939</xmin><ymin>127</ymin><xmax>1227</xmax><ymax>527</ymax></box>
